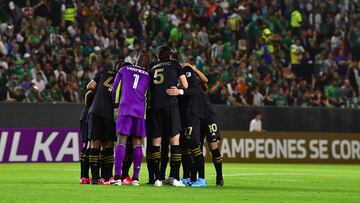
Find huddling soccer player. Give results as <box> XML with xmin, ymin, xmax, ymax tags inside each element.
<box><xmin>148</xmin><ymin>46</ymin><xmax>188</xmax><ymax>187</ymax></box>
<box><xmin>86</xmin><ymin>62</ymin><xmax>117</xmax><ymax>185</ymax></box>
<box><xmin>112</xmin><ymin>54</ymin><xmax>151</xmax><ymax>186</ymax></box>
<box><xmin>166</xmin><ymin>56</ymin><xmax>207</xmax><ymax>187</ymax></box>
<box><xmin>166</xmin><ymin>63</ymin><xmax>224</xmax><ymax>186</ymax></box>
<box><xmin>79</xmin><ymin>90</ymin><xmax>94</xmax><ymax>184</ymax></box>
<box><xmin>146</xmin><ymin>53</ymin><xmax>171</xmax><ymax>185</ymax></box>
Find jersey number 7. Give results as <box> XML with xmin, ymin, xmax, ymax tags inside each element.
<box><xmin>153</xmin><ymin>68</ymin><xmax>164</xmax><ymax>84</ymax></box>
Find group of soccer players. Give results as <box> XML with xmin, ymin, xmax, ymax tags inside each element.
<box><xmin>79</xmin><ymin>46</ymin><xmax>224</xmax><ymax>187</ymax></box>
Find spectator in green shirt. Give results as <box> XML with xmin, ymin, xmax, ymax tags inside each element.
<box><xmin>325</xmin><ymin>80</ymin><xmax>340</xmax><ymax>106</ymax></box>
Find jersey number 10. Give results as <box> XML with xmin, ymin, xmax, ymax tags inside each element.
<box><xmin>133</xmin><ymin>74</ymin><xmax>140</xmax><ymax>89</ymax></box>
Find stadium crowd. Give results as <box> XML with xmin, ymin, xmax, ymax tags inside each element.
<box><xmin>0</xmin><ymin>0</ymin><xmax>359</xmax><ymax>107</ymax></box>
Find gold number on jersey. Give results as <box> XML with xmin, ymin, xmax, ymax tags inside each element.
<box><xmin>185</xmin><ymin>127</ymin><xmax>193</xmax><ymax>138</ymax></box>
<box><xmin>153</xmin><ymin>68</ymin><xmax>164</xmax><ymax>84</ymax></box>
<box><xmin>103</xmin><ymin>76</ymin><xmax>114</xmax><ymax>92</ymax></box>
<box><xmin>208</xmin><ymin>123</ymin><xmax>217</xmax><ymax>135</ymax></box>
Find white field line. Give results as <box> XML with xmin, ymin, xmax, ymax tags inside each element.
<box><xmin>208</xmin><ymin>173</ymin><xmax>336</xmax><ymax>177</ymax></box>
<box><xmin>237</xmin><ymin>177</ymin><xmax>304</xmax><ymax>182</ymax></box>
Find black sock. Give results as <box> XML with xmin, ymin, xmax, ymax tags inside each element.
<box><xmin>170</xmin><ymin>145</ymin><xmax>181</xmax><ymax>180</ymax></box>
<box><xmin>146</xmin><ymin>145</ymin><xmax>155</xmax><ymax>182</ymax></box>
<box><xmin>89</xmin><ymin>148</ymin><xmax>100</xmax><ymax>180</ymax></box>
<box><xmin>190</xmin><ymin>159</ymin><xmax>197</xmax><ymax>182</ymax></box>
<box><xmin>191</xmin><ymin>146</ymin><xmax>205</xmax><ymax>179</ymax></box>
<box><xmin>84</xmin><ymin>148</ymin><xmax>90</xmax><ymax>178</ymax></box>
<box><xmin>99</xmin><ymin>149</ymin><xmax>106</xmax><ymax>180</ymax></box>
<box><xmin>161</xmin><ymin>147</ymin><xmax>169</xmax><ymax>179</ymax></box>
<box><xmin>152</xmin><ymin>146</ymin><xmax>161</xmax><ymax>180</ymax></box>
<box><xmin>181</xmin><ymin>148</ymin><xmax>191</xmax><ymax>179</ymax></box>
<box><xmin>80</xmin><ymin>148</ymin><xmax>85</xmax><ymax>178</ymax></box>
<box><xmin>103</xmin><ymin>147</ymin><xmax>114</xmax><ymax>180</ymax></box>
<box><xmin>122</xmin><ymin>144</ymin><xmax>133</xmax><ymax>179</ymax></box>
<box><xmin>211</xmin><ymin>148</ymin><xmax>223</xmax><ymax>180</ymax></box>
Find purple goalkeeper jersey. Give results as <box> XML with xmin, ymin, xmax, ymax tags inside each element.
<box><xmin>112</xmin><ymin>65</ymin><xmax>150</xmax><ymax>119</ymax></box>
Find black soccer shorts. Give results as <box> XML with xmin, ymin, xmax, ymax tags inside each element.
<box><xmin>200</xmin><ymin>112</ymin><xmax>221</xmax><ymax>144</ymax></box>
<box><xmin>150</xmin><ymin>106</ymin><xmax>182</xmax><ymax>138</ymax></box>
<box><xmin>181</xmin><ymin>116</ymin><xmax>202</xmax><ymax>146</ymax></box>
<box><xmin>88</xmin><ymin>113</ymin><xmax>116</xmax><ymax>142</ymax></box>
<box><xmin>80</xmin><ymin>119</ymin><xmax>89</xmax><ymax>142</ymax></box>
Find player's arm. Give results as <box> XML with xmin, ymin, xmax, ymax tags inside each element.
<box><xmin>84</xmin><ymin>90</ymin><xmax>95</xmax><ymax>105</ymax></box>
<box><xmin>183</xmin><ymin>63</ymin><xmax>208</xmax><ymax>84</ymax></box>
<box><xmin>166</xmin><ymin>86</ymin><xmax>196</xmax><ymax>96</ymax></box>
<box><xmin>87</xmin><ymin>80</ymin><xmax>97</xmax><ymax>90</ymax></box>
<box><xmin>111</xmin><ymin>71</ymin><xmax>122</xmax><ymax>108</ymax></box>
<box><xmin>176</xmin><ymin>63</ymin><xmax>188</xmax><ymax>89</ymax></box>
<box><xmin>87</xmin><ymin>71</ymin><xmax>101</xmax><ymax>90</ymax></box>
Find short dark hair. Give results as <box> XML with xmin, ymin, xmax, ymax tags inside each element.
<box><xmin>170</xmin><ymin>52</ymin><xmax>179</xmax><ymax>62</ymax></box>
<box><xmin>136</xmin><ymin>54</ymin><xmax>150</xmax><ymax>70</ymax></box>
<box><xmin>157</xmin><ymin>46</ymin><xmax>172</xmax><ymax>60</ymax></box>
<box><xmin>114</xmin><ymin>60</ymin><xmax>132</xmax><ymax>71</ymax></box>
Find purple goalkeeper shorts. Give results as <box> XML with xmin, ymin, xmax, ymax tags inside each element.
<box><xmin>116</xmin><ymin>115</ymin><xmax>147</xmax><ymax>137</ymax></box>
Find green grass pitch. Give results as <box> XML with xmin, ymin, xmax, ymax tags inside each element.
<box><xmin>0</xmin><ymin>163</ymin><xmax>359</xmax><ymax>203</ymax></box>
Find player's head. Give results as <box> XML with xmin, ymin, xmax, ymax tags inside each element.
<box><xmin>157</xmin><ymin>46</ymin><xmax>172</xmax><ymax>60</ymax></box>
<box><xmin>170</xmin><ymin>52</ymin><xmax>179</xmax><ymax>62</ymax></box>
<box><xmin>136</xmin><ymin>54</ymin><xmax>150</xmax><ymax>70</ymax></box>
<box><xmin>114</xmin><ymin>60</ymin><xmax>132</xmax><ymax>72</ymax></box>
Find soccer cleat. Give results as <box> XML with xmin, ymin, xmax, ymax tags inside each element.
<box><xmin>98</xmin><ymin>178</ymin><xmax>106</xmax><ymax>185</ymax></box>
<box><xmin>172</xmin><ymin>179</ymin><xmax>186</xmax><ymax>187</ymax></box>
<box><xmin>163</xmin><ymin>177</ymin><xmax>174</xmax><ymax>185</ymax></box>
<box><xmin>122</xmin><ymin>176</ymin><xmax>132</xmax><ymax>185</ymax></box>
<box><xmin>154</xmin><ymin>180</ymin><xmax>163</xmax><ymax>187</ymax></box>
<box><xmin>146</xmin><ymin>180</ymin><xmax>155</xmax><ymax>185</ymax></box>
<box><xmin>216</xmin><ymin>179</ymin><xmax>224</xmax><ymax>187</ymax></box>
<box><xmin>103</xmin><ymin>177</ymin><xmax>115</xmax><ymax>185</ymax></box>
<box><xmin>111</xmin><ymin>178</ymin><xmax>121</xmax><ymax>185</ymax></box>
<box><xmin>191</xmin><ymin>178</ymin><xmax>207</xmax><ymax>187</ymax></box>
<box><xmin>181</xmin><ymin>178</ymin><xmax>191</xmax><ymax>186</ymax></box>
<box><xmin>113</xmin><ymin>180</ymin><xmax>122</xmax><ymax>186</ymax></box>
<box><xmin>91</xmin><ymin>179</ymin><xmax>98</xmax><ymax>185</ymax></box>
<box><xmin>80</xmin><ymin>177</ymin><xmax>90</xmax><ymax>184</ymax></box>
<box><xmin>132</xmin><ymin>180</ymin><xmax>140</xmax><ymax>187</ymax></box>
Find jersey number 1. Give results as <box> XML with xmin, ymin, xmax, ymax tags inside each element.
<box><xmin>133</xmin><ymin>74</ymin><xmax>139</xmax><ymax>89</ymax></box>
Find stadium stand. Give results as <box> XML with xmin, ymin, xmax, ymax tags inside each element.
<box><xmin>0</xmin><ymin>0</ymin><xmax>359</xmax><ymax>107</ymax></box>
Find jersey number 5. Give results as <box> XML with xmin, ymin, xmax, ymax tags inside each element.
<box><xmin>153</xmin><ymin>68</ymin><xmax>164</xmax><ymax>84</ymax></box>
<box><xmin>103</xmin><ymin>76</ymin><xmax>114</xmax><ymax>92</ymax></box>
<box><xmin>133</xmin><ymin>74</ymin><xmax>140</xmax><ymax>89</ymax></box>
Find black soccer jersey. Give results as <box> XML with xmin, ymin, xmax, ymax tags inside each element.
<box><xmin>178</xmin><ymin>66</ymin><xmax>205</xmax><ymax>123</ymax></box>
<box><xmin>150</xmin><ymin>60</ymin><xmax>184</xmax><ymax>108</ymax></box>
<box><xmin>88</xmin><ymin>69</ymin><xmax>116</xmax><ymax>120</ymax></box>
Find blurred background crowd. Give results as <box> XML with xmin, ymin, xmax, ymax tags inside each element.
<box><xmin>0</xmin><ymin>0</ymin><xmax>359</xmax><ymax>107</ymax></box>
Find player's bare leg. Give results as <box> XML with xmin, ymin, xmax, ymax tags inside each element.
<box><xmin>208</xmin><ymin>141</ymin><xmax>223</xmax><ymax>186</ymax></box>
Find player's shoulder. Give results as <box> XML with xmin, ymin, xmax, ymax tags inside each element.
<box><xmin>150</xmin><ymin>59</ymin><xmax>176</xmax><ymax>70</ymax></box>
<box><xmin>124</xmin><ymin>65</ymin><xmax>149</xmax><ymax>75</ymax></box>
<box><xmin>106</xmin><ymin>68</ymin><xmax>116</xmax><ymax>76</ymax></box>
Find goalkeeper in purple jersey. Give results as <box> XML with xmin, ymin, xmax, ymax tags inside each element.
<box><xmin>112</xmin><ymin>54</ymin><xmax>151</xmax><ymax>186</ymax></box>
